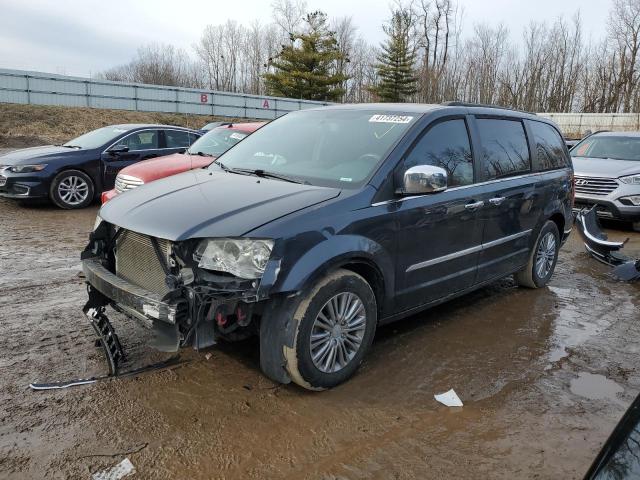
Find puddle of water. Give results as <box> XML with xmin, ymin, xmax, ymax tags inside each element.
<box><xmin>570</xmin><ymin>372</ymin><xmax>623</xmax><ymax>401</ymax></box>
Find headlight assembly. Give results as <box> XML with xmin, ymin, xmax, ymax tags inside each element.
<box><xmin>194</xmin><ymin>238</ymin><xmax>274</xmax><ymax>279</ymax></box>
<box><xmin>620</xmin><ymin>174</ymin><xmax>640</xmax><ymax>185</ymax></box>
<box><xmin>9</xmin><ymin>164</ymin><xmax>47</xmax><ymax>173</ymax></box>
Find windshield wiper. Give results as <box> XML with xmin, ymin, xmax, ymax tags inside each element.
<box><xmin>193</xmin><ymin>151</ymin><xmax>214</xmax><ymax>157</ymax></box>
<box><xmin>58</xmin><ymin>144</ymin><xmax>81</xmax><ymax>149</ymax></box>
<box><xmin>233</xmin><ymin>168</ymin><xmax>306</xmax><ymax>184</ymax></box>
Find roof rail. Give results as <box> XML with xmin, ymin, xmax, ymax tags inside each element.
<box><xmin>441</xmin><ymin>101</ymin><xmax>536</xmax><ymax>115</ymax></box>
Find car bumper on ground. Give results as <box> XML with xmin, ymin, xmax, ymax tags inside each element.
<box><xmin>573</xmin><ymin>195</ymin><xmax>640</xmax><ymax>222</ymax></box>
<box><xmin>101</xmin><ymin>188</ymin><xmax>117</xmax><ymax>204</ymax></box>
<box><xmin>82</xmin><ymin>257</ymin><xmax>182</xmax><ymax>324</ymax></box>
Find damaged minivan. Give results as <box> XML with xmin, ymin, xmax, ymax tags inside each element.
<box><xmin>82</xmin><ymin>103</ymin><xmax>574</xmax><ymax>390</ymax></box>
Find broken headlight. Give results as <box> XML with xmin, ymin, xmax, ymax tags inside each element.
<box><xmin>194</xmin><ymin>238</ymin><xmax>274</xmax><ymax>279</ymax></box>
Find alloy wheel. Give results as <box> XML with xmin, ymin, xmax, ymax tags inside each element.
<box><xmin>309</xmin><ymin>292</ymin><xmax>367</xmax><ymax>373</ymax></box>
<box><xmin>58</xmin><ymin>175</ymin><xmax>89</xmax><ymax>206</ymax></box>
<box><xmin>535</xmin><ymin>231</ymin><xmax>557</xmax><ymax>278</ymax></box>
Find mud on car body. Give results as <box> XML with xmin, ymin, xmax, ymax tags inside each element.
<box><xmin>82</xmin><ymin>103</ymin><xmax>574</xmax><ymax>390</ymax></box>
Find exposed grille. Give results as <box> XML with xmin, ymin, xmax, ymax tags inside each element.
<box><xmin>115</xmin><ymin>230</ymin><xmax>171</xmax><ymax>295</ymax></box>
<box><xmin>0</xmin><ymin>175</ymin><xmax>6</xmax><ymax>187</ymax></box>
<box><xmin>574</xmin><ymin>176</ymin><xmax>619</xmax><ymax>196</ymax></box>
<box><xmin>114</xmin><ymin>174</ymin><xmax>144</xmax><ymax>194</ymax></box>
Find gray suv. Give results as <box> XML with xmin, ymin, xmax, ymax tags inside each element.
<box><xmin>571</xmin><ymin>132</ymin><xmax>640</xmax><ymax>231</ymax></box>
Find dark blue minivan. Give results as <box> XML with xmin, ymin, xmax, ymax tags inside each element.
<box><xmin>0</xmin><ymin>124</ymin><xmax>200</xmax><ymax>208</ymax></box>
<box><xmin>82</xmin><ymin>103</ymin><xmax>574</xmax><ymax>389</ymax></box>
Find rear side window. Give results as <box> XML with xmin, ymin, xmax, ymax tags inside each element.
<box><xmin>404</xmin><ymin>119</ymin><xmax>473</xmax><ymax>187</ymax></box>
<box><xmin>120</xmin><ymin>130</ymin><xmax>159</xmax><ymax>150</ymax></box>
<box><xmin>164</xmin><ymin>130</ymin><xmax>192</xmax><ymax>149</ymax></box>
<box><xmin>477</xmin><ymin>119</ymin><xmax>530</xmax><ymax>180</ymax></box>
<box><xmin>530</xmin><ymin>121</ymin><xmax>569</xmax><ymax>170</ymax></box>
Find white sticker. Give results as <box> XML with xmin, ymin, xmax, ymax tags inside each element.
<box><xmin>229</xmin><ymin>132</ymin><xmax>247</xmax><ymax>140</ymax></box>
<box><xmin>340</xmin><ymin>177</ymin><xmax>353</xmax><ymax>182</ymax></box>
<box><xmin>369</xmin><ymin>114</ymin><xmax>414</xmax><ymax>124</ymax></box>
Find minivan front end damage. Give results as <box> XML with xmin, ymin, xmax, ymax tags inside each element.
<box><xmin>81</xmin><ymin>219</ymin><xmax>280</xmax><ymax>374</ymax></box>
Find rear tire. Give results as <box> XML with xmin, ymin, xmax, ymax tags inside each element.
<box><xmin>515</xmin><ymin>220</ymin><xmax>560</xmax><ymax>289</ymax></box>
<box><xmin>50</xmin><ymin>170</ymin><xmax>94</xmax><ymax>209</ymax></box>
<box><xmin>283</xmin><ymin>269</ymin><xmax>377</xmax><ymax>390</ymax></box>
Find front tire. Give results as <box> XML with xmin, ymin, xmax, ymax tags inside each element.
<box><xmin>50</xmin><ymin>170</ymin><xmax>94</xmax><ymax>209</ymax></box>
<box><xmin>515</xmin><ymin>220</ymin><xmax>560</xmax><ymax>288</ymax></box>
<box><xmin>283</xmin><ymin>269</ymin><xmax>377</xmax><ymax>390</ymax></box>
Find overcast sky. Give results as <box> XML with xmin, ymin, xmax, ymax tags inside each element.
<box><xmin>0</xmin><ymin>0</ymin><xmax>612</xmax><ymax>78</ymax></box>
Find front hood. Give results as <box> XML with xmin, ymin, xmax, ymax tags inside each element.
<box><xmin>572</xmin><ymin>156</ymin><xmax>640</xmax><ymax>178</ymax></box>
<box><xmin>100</xmin><ymin>169</ymin><xmax>340</xmax><ymax>241</ymax></box>
<box><xmin>0</xmin><ymin>145</ymin><xmax>81</xmax><ymax>165</ymax></box>
<box><xmin>120</xmin><ymin>153</ymin><xmax>213</xmax><ymax>183</ymax></box>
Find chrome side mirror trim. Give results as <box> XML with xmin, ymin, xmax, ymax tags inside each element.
<box><xmin>402</xmin><ymin>165</ymin><xmax>448</xmax><ymax>195</ymax></box>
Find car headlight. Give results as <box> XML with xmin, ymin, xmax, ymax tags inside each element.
<box><xmin>93</xmin><ymin>214</ymin><xmax>103</xmax><ymax>231</ymax></box>
<box><xmin>620</xmin><ymin>174</ymin><xmax>640</xmax><ymax>185</ymax></box>
<box><xmin>194</xmin><ymin>238</ymin><xmax>274</xmax><ymax>279</ymax></box>
<box><xmin>8</xmin><ymin>164</ymin><xmax>47</xmax><ymax>173</ymax></box>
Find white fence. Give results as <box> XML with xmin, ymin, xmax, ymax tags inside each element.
<box><xmin>0</xmin><ymin>68</ymin><xmax>331</xmax><ymax>120</ymax></box>
<box><xmin>539</xmin><ymin>112</ymin><xmax>640</xmax><ymax>138</ymax></box>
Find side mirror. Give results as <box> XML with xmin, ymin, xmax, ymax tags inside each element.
<box><xmin>401</xmin><ymin>165</ymin><xmax>448</xmax><ymax>195</ymax></box>
<box><xmin>108</xmin><ymin>144</ymin><xmax>129</xmax><ymax>155</ymax></box>
<box><xmin>177</xmin><ymin>147</ymin><xmax>187</xmax><ymax>154</ymax></box>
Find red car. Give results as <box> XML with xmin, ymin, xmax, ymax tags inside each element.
<box><xmin>101</xmin><ymin>122</ymin><xmax>266</xmax><ymax>203</ymax></box>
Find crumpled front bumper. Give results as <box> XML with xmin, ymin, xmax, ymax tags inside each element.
<box><xmin>82</xmin><ymin>257</ymin><xmax>182</xmax><ymax>324</ymax></box>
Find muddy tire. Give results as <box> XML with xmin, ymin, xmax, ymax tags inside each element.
<box><xmin>283</xmin><ymin>269</ymin><xmax>377</xmax><ymax>390</ymax></box>
<box><xmin>50</xmin><ymin>170</ymin><xmax>94</xmax><ymax>209</ymax></box>
<box><xmin>515</xmin><ymin>220</ymin><xmax>560</xmax><ymax>289</ymax></box>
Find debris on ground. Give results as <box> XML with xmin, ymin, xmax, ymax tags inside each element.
<box><xmin>434</xmin><ymin>389</ymin><xmax>463</xmax><ymax>407</ymax></box>
<box><xmin>91</xmin><ymin>458</ymin><xmax>135</xmax><ymax>480</ymax></box>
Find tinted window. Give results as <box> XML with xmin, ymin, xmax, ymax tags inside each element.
<box><xmin>404</xmin><ymin>119</ymin><xmax>473</xmax><ymax>187</ymax></box>
<box><xmin>571</xmin><ymin>135</ymin><xmax>640</xmax><ymax>161</ymax></box>
<box><xmin>477</xmin><ymin>119</ymin><xmax>530</xmax><ymax>180</ymax></box>
<box><xmin>120</xmin><ymin>130</ymin><xmax>159</xmax><ymax>150</ymax></box>
<box><xmin>165</xmin><ymin>130</ymin><xmax>192</xmax><ymax>149</ymax></box>
<box><xmin>530</xmin><ymin>121</ymin><xmax>569</xmax><ymax>170</ymax></box>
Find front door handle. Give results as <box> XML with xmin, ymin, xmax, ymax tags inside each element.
<box><xmin>489</xmin><ymin>197</ymin><xmax>506</xmax><ymax>206</ymax></box>
<box><xmin>465</xmin><ymin>200</ymin><xmax>485</xmax><ymax>211</ymax></box>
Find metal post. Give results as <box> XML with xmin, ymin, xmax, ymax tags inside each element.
<box><xmin>134</xmin><ymin>86</ymin><xmax>138</xmax><ymax>111</ymax></box>
<box><xmin>25</xmin><ymin>75</ymin><xmax>30</xmax><ymax>105</ymax></box>
<box><xmin>85</xmin><ymin>80</ymin><xmax>90</xmax><ymax>108</ymax></box>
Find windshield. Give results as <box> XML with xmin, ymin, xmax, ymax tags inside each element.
<box><xmin>211</xmin><ymin>109</ymin><xmax>418</xmax><ymax>188</ymax></box>
<box><xmin>571</xmin><ymin>136</ymin><xmax>640</xmax><ymax>161</ymax></box>
<box><xmin>63</xmin><ymin>126</ymin><xmax>132</xmax><ymax>149</ymax></box>
<box><xmin>188</xmin><ymin>127</ymin><xmax>249</xmax><ymax>156</ymax></box>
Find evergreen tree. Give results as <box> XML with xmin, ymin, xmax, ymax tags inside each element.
<box><xmin>372</xmin><ymin>9</ymin><xmax>418</xmax><ymax>102</ymax></box>
<box><xmin>264</xmin><ymin>11</ymin><xmax>348</xmax><ymax>101</ymax></box>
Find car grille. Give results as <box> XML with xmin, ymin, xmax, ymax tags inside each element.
<box><xmin>574</xmin><ymin>176</ymin><xmax>619</xmax><ymax>196</ymax></box>
<box><xmin>0</xmin><ymin>175</ymin><xmax>6</xmax><ymax>187</ymax></box>
<box><xmin>115</xmin><ymin>230</ymin><xmax>171</xmax><ymax>295</ymax></box>
<box><xmin>114</xmin><ymin>174</ymin><xmax>144</xmax><ymax>194</ymax></box>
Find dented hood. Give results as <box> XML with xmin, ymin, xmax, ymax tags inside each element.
<box><xmin>99</xmin><ymin>168</ymin><xmax>340</xmax><ymax>241</ymax></box>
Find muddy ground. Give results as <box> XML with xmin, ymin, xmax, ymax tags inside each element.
<box><xmin>0</xmin><ymin>198</ymin><xmax>638</xmax><ymax>480</ymax></box>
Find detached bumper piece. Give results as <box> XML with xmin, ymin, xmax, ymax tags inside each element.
<box><xmin>84</xmin><ymin>305</ymin><xmax>124</xmax><ymax>376</ymax></box>
<box><xmin>575</xmin><ymin>206</ymin><xmax>640</xmax><ymax>281</ymax></box>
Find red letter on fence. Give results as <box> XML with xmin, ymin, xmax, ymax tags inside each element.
<box><xmin>262</xmin><ymin>99</ymin><xmax>270</xmax><ymax>108</ymax></box>
<box><xmin>201</xmin><ymin>94</ymin><xmax>208</xmax><ymax>103</ymax></box>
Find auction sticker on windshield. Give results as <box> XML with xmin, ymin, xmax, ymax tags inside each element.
<box><xmin>369</xmin><ymin>114</ymin><xmax>414</xmax><ymax>124</ymax></box>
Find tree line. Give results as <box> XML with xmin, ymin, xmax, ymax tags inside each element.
<box><xmin>100</xmin><ymin>0</ymin><xmax>640</xmax><ymax>113</ymax></box>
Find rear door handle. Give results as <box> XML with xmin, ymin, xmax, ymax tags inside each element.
<box><xmin>465</xmin><ymin>201</ymin><xmax>485</xmax><ymax>211</ymax></box>
<box><xmin>489</xmin><ymin>197</ymin><xmax>506</xmax><ymax>206</ymax></box>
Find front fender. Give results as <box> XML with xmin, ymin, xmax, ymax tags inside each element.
<box><xmin>272</xmin><ymin>234</ymin><xmax>394</xmax><ymax>301</ymax></box>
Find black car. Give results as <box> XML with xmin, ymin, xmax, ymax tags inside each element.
<box><xmin>585</xmin><ymin>392</ymin><xmax>640</xmax><ymax>479</ymax></box>
<box><xmin>82</xmin><ymin>103</ymin><xmax>574</xmax><ymax>389</ymax></box>
<box><xmin>0</xmin><ymin>124</ymin><xmax>201</xmax><ymax>209</ymax></box>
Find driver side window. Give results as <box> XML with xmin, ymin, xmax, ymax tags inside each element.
<box><xmin>120</xmin><ymin>130</ymin><xmax>159</xmax><ymax>151</ymax></box>
<box><xmin>404</xmin><ymin>119</ymin><xmax>474</xmax><ymax>187</ymax></box>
